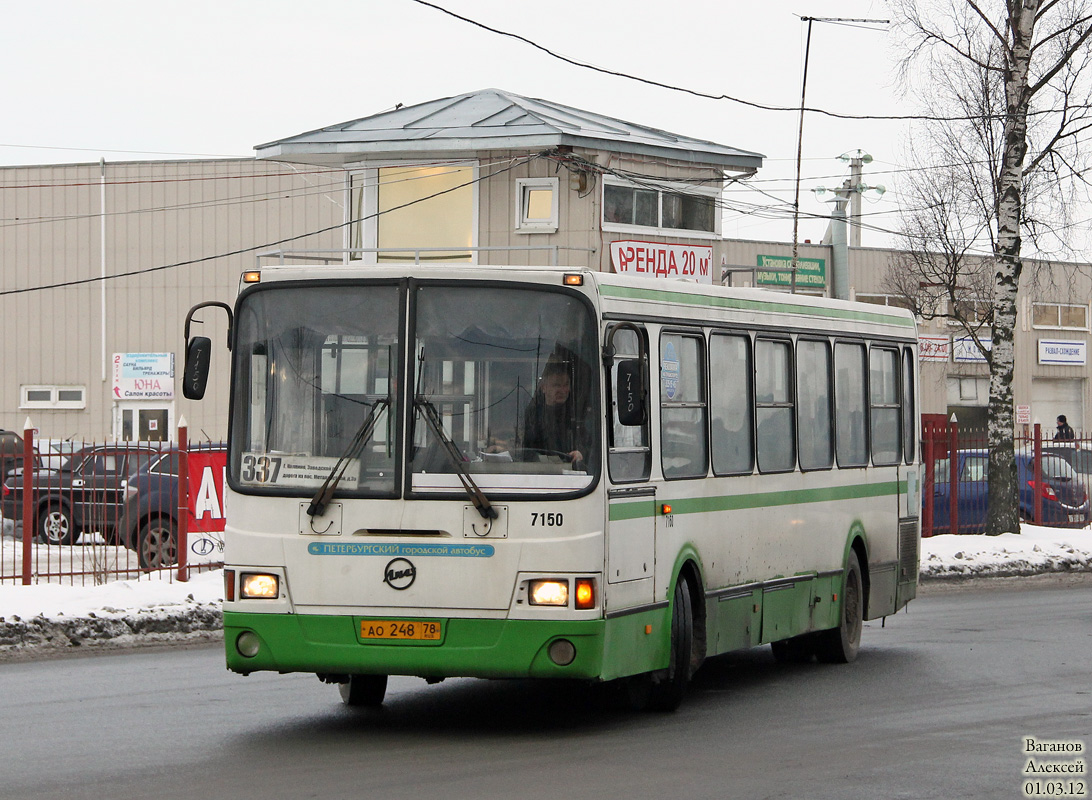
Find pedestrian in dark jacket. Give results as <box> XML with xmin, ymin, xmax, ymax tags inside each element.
<box><xmin>1055</xmin><ymin>415</ymin><xmax>1075</xmax><ymax>441</ymax></box>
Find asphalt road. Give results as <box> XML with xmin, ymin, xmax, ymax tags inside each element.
<box><xmin>1</xmin><ymin>582</ymin><xmax>1088</xmax><ymax>800</ymax></box>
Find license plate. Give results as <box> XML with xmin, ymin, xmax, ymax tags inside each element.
<box><xmin>1069</xmin><ymin>514</ymin><xmax>1085</xmax><ymax>523</ymax></box>
<box><xmin>360</xmin><ymin>619</ymin><xmax>442</xmax><ymax>641</ymax></box>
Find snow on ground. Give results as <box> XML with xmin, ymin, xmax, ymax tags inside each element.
<box><xmin>0</xmin><ymin>516</ymin><xmax>1090</xmax><ymax>656</ymax></box>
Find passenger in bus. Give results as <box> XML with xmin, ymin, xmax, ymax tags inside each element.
<box><xmin>522</xmin><ymin>362</ymin><xmax>589</xmax><ymax>468</ymax></box>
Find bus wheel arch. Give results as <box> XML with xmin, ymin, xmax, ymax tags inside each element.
<box><xmin>815</xmin><ymin>544</ymin><xmax>866</xmax><ymax>664</ymax></box>
<box><xmin>647</xmin><ymin>561</ymin><xmax>705</xmax><ymax>711</ymax></box>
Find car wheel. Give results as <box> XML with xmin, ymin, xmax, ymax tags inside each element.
<box><xmin>136</xmin><ymin>515</ymin><xmax>177</xmax><ymax>569</ymax></box>
<box><xmin>339</xmin><ymin>674</ymin><xmax>388</xmax><ymax>707</ymax></box>
<box><xmin>37</xmin><ymin>501</ymin><xmax>78</xmax><ymax>546</ymax></box>
<box><xmin>815</xmin><ymin>550</ymin><xmax>864</xmax><ymax>664</ymax></box>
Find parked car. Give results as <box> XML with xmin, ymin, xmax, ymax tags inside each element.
<box><xmin>34</xmin><ymin>438</ymin><xmax>87</xmax><ymax>471</ymax></box>
<box><xmin>0</xmin><ymin>429</ymin><xmax>29</xmax><ymax>487</ymax></box>
<box><xmin>1</xmin><ymin>443</ymin><xmax>162</xmax><ymax>545</ymax></box>
<box><xmin>1041</xmin><ymin>442</ymin><xmax>1092</xmax><ymax>480</ymax></box>
<box><xmin>121</xmin><ymin>443</ymin><xmax>226</xmax><ymax>568</ymax></box>
<box><xmin>931</xmin><ymin>448</ymin><xmax>1091</xmax><ymax>534</ymax></box>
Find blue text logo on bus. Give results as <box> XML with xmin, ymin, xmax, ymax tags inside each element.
<box><xmin>307</xmin><ymin>542</ymin><xmax>495</xmax><ymax>558</ymax></box>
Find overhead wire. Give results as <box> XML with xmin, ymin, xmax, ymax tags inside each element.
<box><xmin>0</xmin><ymin>154</ymin><xmax>541</xmax><ymax>297</ymax></box>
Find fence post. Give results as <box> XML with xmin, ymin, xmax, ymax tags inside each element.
<box><xmin>21</xmin><ymin>419</ymin><xmax>35</xmax><ymax>586</ymax></box>
<box><xmin>948</xmin><ymin>416</ymin><xmax>960</xmax><ymax>535</ymax></box>
<box><xmin>922</xmin><ymin>421</ymin><xmax>935</xmax><ymax>537</ymax></box>
<box><xmin>176</xmin><ymin>420</ymin><xmax>189</xmax><ymax>582</ymax></box>
<box><xmin>1033</xmin><ymin>422</ymin><xmax>1043</xmax><ymax>526</ymax></box>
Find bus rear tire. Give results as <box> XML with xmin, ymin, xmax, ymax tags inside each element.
<box><xmin>815</xmin><ymin>550</ymin><xmax>863</xmax><ymax>664</ymax></box>
<box><xmin>647</xmin><ymin>575</ymin><xmax>694</xmax><ymax>712</ymax></box>
<box><xmin>339</xmin><ymin>674</ymin><xmax>388</xmax><ymax>707</ymax></box>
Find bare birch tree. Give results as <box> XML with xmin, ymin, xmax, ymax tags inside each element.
<box><xmin>889</xmin><ymin>0</ymin><xmax>1092</xmax><ymax>535</ymax></box>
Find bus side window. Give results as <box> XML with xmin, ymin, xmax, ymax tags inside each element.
<box><xmin>797</xmin><ymin>339</ymin><xmax>833</xmax><ymax>470</ymax></box>
<box><xmin>870</xmin><ymin>347</ymin><xmax>901</xmax><ymax>466</ymax></box>
<box><xmin>902</xmin><ymin>348</ymin><xmax>916</xmax><ymax>464</ymax></box>
<box><xmin>660</xmin><ymin>332</ymin><xmax>708</xmax><ymax>479</ymax></box>
<box><xmin>835</xmin><ymin>342</ymin><xmax>869</xmax><ymax>467</ymax></box>
<box><xmin>755</xmin><ymin>339</ymin><xmax>796</xmax><ymax>473</ymax></box>
<box><xmin>710</xmin><ymin>332</ymin><xmax>754</xmax><ymax>474</ymax></box>
<box><xmin>608</xmin><ymin>326</ymin><xmax>651</xmax><ymax>483</ymax></box>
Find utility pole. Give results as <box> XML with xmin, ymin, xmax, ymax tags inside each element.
<box><xmin>790</xmin><ymin>16</ymin><xmax>888</xmax><ymax>292</ymax></box>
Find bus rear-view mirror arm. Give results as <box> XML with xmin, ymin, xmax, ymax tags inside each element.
<box><xmin>182</xmin><ymin>301</ymin><xmax>233</xmax><ymax>401</ymax></box>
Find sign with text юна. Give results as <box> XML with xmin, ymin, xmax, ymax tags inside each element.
<box><xmin>610</xmin><ymin>240</ymin><xmax>713</xmax><ymax>284</ymax></box>
<box><xmin>112</xmin><ymin>352</ymin><xmax>175</xmax><ymax>400</ymax></box>
<box><xmin>756</xmin><ymin>254</ymin><xmax>826</xmax><ymax>288</ymax></box>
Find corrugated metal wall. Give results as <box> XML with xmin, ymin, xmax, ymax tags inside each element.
<box><xmin>0</xmin><ymin>159</ymin><xmax>345</xmax><ymax>440</ymax></box>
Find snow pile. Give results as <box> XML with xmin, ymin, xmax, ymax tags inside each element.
<box><xmin>920</xmin><ymin>522</ymin><xmax>1092</xmax><ymax>579</ymax></box>
<box><xmin>0</xmin><ymin>522</ymin><xmax>1089</xmax><ymax>656</ymax></box>
<box><xmin>0</xmin><ymin>570</ymin><xmax>223</xmax><ymax>655</ymax></box>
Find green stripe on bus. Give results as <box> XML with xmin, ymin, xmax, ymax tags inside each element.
<box><xmin>598</xmin><ymin>284</ymin><xmax>915</xmax><ymax>328</ymax></box>
<box><xmin>609</xmin><ymin>480</ymin><xmax>905</xmax><ymax>521</ymax></box>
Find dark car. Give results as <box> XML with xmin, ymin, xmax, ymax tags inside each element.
<box><xmin>0</xmin><ymin>429</ymin><xmax>30</xmax><ymax>487</ymax></box>
<box><xmin>121</xmin><ymin>443</ymin><xmax>226</xmax><ymax>568</ymax></box>
<box><xmin>2</xmin><ymin>443</ymin><xmax>161</xmax><ymax>545</ymax></box>
<box><xmin>931</xmin><ymin>448</ymin><xmax>1091</xmax><ymax>534</ymax></box>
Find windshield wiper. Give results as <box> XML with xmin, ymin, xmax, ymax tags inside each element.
<box><xmin>307</xmin><ymin>397</ymin><xmax>389</xmax><ymax>518</ymax></box>
<box><xmin>414</xmin><ymin>395</ymin><xmax>497</xmax><ymax>520</ymax></box>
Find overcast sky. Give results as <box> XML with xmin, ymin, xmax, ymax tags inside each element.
<box><xmin>0</xmin><ymin>0</ymin><xmax>907</xmax><ymax>246</ymax></box>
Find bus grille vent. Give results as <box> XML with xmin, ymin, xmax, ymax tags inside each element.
<box><xmin>898</xmin><ymin>518</ymin><xmax>920</xmax><ymax>580</ymax></box>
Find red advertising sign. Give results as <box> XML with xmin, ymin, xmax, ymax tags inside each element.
<box><xmin>187</xmin><ymin>450</ymin><xmax>227</xmax><ymax>533</ymax></box>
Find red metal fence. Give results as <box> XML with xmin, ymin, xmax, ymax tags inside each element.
<box><xmin>921</xmin><ymin>420</ymin><xmax>1092</xmax><ymax>536</ymax></box>
<box><xmin>0</xmin><ymin>425</ymin><xmax>225</xmax><ymax>586</ymax></box>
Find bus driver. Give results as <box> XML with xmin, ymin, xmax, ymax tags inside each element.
<box><xmin>522</xmin><ymin>362</ymin><xmax>588</xmax><ymax>468</ymax></box>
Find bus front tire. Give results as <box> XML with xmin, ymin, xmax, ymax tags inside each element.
<box><xmin>339</xmin><ymin>674</ymin><xmax>388</xmax><ymax>707</ymax></box>
<box><xmin>815</xmin><ymin>550</ymin><xmax>863</xmax><ymax>664</ymax></box>
<box><xmin>647</xmin><ymin>575</ymin><xmax>694</xmax><ymax>712</ymax></box>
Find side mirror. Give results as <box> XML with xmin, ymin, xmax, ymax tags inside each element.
<box><xmin>615</xmin><ymin>359</ymin><xmax>645</xmax><ymax>426</ymax></box>
<box><xmin>183</xmin><ymin>336</ymin><xmax>212</xmax><ymax>400</ymax></box>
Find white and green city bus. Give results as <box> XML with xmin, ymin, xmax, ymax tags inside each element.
<box><xmin>183</xmin><ymin>262</ymin><xmax>920</xmax><ymax>710</ymax></box>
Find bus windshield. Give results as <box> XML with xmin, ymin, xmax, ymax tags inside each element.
<box><xmin>229</xmin><ymin>281</ymin><xmax>599</xmax><ymax>498</ymax></box>
<box><xmin>410</xmin><ymin>284</ymin><xmax>599</xmax><ymax>494</ymax></box>
<box><xmin>231</xmin><ymin>284</ymin><xmax>401</xmax><ymax>496</ymax></box>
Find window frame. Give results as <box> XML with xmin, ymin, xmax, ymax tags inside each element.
<box><xmin>709</xmin><ymin>331</ymin><xmax>755</xmax><ymax>476</ymax></box>
<box><xmin>658</xmin><ymin>329</ymin><xmax>709</xmax><ymax>480</ymax></box>
<box><xmin>514</xmin><ymin>177</ymin><xmax>559</xmax><ymax>233</ymax></box>
<box><xmin>834</xmin><ymin>340</ymin><xmax>869</xmax><ymax>469</ymax></box>
<box><xmin>1030</xmin><ymin>301</ymin><xmax>1089</xmax><ymax>331</ymax></box>
<box><xmin>346</xmin><ymin>160</ymin><xmax>480</xmax><ymax>264</ymax></box>
<box><xmin>754</xmin><ymin>337</ymin><xmax>797</xmax><ymax>474</ymax></box>
<box><xmin>869</xmin><ymin>345</ymin><xmax>902</xmax><ymax>467</ymax></box>
<box><xmin>795</xmin><ymin>337</ymin><xmax>834</xmax><ymax>472</ymax></box>
<box><xmin>20</xmin><ymin>385</ymin><xmax>86</xmax><ymax>410</ymax></box>
<box><xmin>607</xmin><ymin>323</ymin><xmax>652</xmax><ymax>484</ymax></box>
<box><xmin>602</xmin><ymin>178</ymin><xmax>720</xmax><ymax>240</ymax></box>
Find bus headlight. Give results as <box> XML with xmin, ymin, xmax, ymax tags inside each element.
<box><xmin>240</xmin><ymin>573</ymin><xmax>279</xmax><ymax>599</ymax></box>
<box><xmin>529</xmin><ymin>579</ymin><xmax>569</xmax><ymax>606</ymax></box>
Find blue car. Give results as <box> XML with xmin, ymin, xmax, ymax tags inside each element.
<box><xmin>931</xmin><ymin>449</ymin><xmax>1090</xmax><ymax>534</ymax></box>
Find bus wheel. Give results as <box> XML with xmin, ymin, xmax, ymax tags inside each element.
<box><xmin>815</xmin><ymin>550</ymin><xmax>863</xmax><ymax>664</ymax></box>
<box><xmin>648</xmin><ymin>575</ymin><xmax>694</xmax><ymax>712</ymax></box>
<box><xmin>339</xmin><ymin>674</ymin><xmax>388</xmax><ymax>707</ymax></box>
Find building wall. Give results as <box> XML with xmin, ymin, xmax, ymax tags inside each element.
<box><xmin>0</xmin><ymin>159</ymin><xmax>344</xmax><ymax>441</ymax></box>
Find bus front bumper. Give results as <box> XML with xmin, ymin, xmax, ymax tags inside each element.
<box><xmin>223</xmin><ymin>610</ymin><xmax>616</xmax><ymax>681</ymax></box>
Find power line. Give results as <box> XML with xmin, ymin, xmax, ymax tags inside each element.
<box><xmin>0</xmin><ymin>155</ymin><xmax>539</xmax><ymax>297</ymax></box>
<box><xmin>407</xmin><ymin>0</ymin><xmax>1019</xmax><ymax>124</ymax></box>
